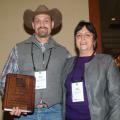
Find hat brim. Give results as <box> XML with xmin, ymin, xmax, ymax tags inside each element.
<box><xmin>23</xmin><ymin>8</ymin><xmax>62</xmax><ymax>30</ymax></box>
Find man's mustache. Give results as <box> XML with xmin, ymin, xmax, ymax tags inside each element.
<box><xmin>38</xmin><ymin>27</ymin><xmax>48</xmax><ymax>29</ymax></box>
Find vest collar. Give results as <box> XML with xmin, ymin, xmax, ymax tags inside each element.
<box><xmin>25</xmin><ymin>34</ymin><xmax>60</xmax><ymax>50</ymax></box>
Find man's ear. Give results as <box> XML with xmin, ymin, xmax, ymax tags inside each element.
<box><xmin>52</xmin><ymin>21</ymin><xmax>54</xmax><ymax>29</ymax></box>
<box><xmin>32</xmin><ymin>22</ymin><xmax>35</xmax><ymax>30</ymax></box>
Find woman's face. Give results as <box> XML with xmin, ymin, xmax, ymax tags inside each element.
<box><xmin>75</xmin><ymin>26</ymin><xmax>95</xmax><ymax>54</ymax></box>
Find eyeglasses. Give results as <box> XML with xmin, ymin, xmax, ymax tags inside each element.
<box><xmin>76</xmin><ymin>33</ymin><xmax>93</xmax><ymax>39</ymax></box>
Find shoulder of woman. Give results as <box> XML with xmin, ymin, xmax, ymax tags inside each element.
<box><xmin>95</xmin><ymin>53</ymin><xmax>113</xmax><ymax>61</ymax></box>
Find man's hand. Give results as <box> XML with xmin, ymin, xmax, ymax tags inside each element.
<box><xmin>9</xmin><ymin>107</ymin><xmax>27</xmax><ymax>116</ymax></box>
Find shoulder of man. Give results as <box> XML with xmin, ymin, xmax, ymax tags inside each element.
<box><xmin>64</xmin><ymin>56</ymin><xmax>76</xmax><ymax>67</ymax></box>
<box><xmin>51</xmin><ymin>38</ymin><xmax>71</xmax><ymax>57</ymax></box>
<box><xmin>51</xmin><ymin>38</ymin><xmax>66</xmax><ymax>49</ymax></box>
<box><xmin>16</xmin><ymin>36</ymin><xmax>33</xmax><ymax>46</ymax></box>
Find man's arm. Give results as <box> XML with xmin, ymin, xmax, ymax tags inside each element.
<box><xmin>0</xmin><ymin>46</ymin><xmax>19</xmax><ymax>96</ymax></box>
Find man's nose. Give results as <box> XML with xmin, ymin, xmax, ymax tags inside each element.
<box><xmin>40</xmin><ymin>21</ymin><xmax>45</xmax><ymax>27</ymax></box>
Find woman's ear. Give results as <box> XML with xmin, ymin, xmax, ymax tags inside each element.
<box><xmin>93</xmin><ymin>40</ymin><xmax>97</xmax><ymax>50</ymax></box>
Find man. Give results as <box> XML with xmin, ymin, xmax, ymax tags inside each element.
<box><xmin>0</xmin><ymin>5</ymin><xmax>70</xmax><ymax>120</ymax></box>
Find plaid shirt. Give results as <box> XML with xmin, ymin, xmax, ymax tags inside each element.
<box><xmin>0</xmin><ymin>46</ymin><xmax>19</xmax><ymax>95</ymax></box>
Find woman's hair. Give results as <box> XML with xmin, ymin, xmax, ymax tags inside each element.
<box><xmin>74</xmin><ymin>20</ymin><xmax>97</xmax><ymax>40</ymax></box>
<box><xmin>74</xmin><ymin>20</ymin><xmax>97</xmax><ymax>54</ymax></box>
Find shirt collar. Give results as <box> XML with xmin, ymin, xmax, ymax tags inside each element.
<box><xmin>25</xmin><ymin>34</ymin><xmax>57</xmax><ymax>50</ymax></box>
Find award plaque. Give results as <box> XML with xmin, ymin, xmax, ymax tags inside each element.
<box><xmin>2</xmin><ymin>73</ymin><xmax>35</xmax><ymax>113</ymax></box>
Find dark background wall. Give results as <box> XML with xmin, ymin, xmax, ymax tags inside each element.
<box><xmin>100</xmin><ymin>0</ymin><xmax>120</xmax><ymax>57</ymax></box>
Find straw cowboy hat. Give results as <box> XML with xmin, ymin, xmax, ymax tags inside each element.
<box><xmin>23</xmin><ymin>5</ymin><xmax>62</xmax><ymax>30</ymax></box>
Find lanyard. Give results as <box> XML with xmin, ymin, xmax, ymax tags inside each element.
<box><xmin>31</xmin><ymin>42</ymin><xmax>52</xmax><ymax>71</ymax></box>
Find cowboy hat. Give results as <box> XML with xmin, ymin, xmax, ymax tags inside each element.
<box><xmin>23</xmin><ymin>5</ymin><xmax>62</xmax><ymax>30</ymax></box>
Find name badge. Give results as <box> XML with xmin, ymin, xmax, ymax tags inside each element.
<box><xmin>72</xmin><ymin>82</ymin><xmax>84</xmax><ymax>102</ymax></box>
<box><xmin>34</xmin><ymin>71</ymin><xmax>46</xmax><ymax>89</ymax></box>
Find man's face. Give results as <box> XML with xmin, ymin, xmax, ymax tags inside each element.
<box><xmin>32</xmin><ymin>14</ymin><xmax>54</xmax><ymax>38</ymax></box>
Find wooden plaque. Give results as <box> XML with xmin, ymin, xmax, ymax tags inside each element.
<box><xmin>2</xmin><ymin>73</ymin><xmax>35</xmax><ymax>113</ymax></box>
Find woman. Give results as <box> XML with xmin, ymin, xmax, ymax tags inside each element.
<box><xmin>62</xmin><ymin>21</ymin><xmax>120</xmax><ymax>120</ymax></box>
